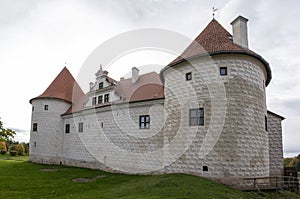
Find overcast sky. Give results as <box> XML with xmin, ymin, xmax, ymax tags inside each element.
<box><xmin>0</xmin><ymin>0</ymin><xmax>299</xmax><ymax>157</ymax></box>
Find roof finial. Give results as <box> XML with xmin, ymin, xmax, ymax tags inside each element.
<box><xmin>64</xmin><ymin>61</ymin><xmax>67</xmax><ymax>67</ymax></box>
<box><xmin>212</xmin><ymin>7</ymin><xmax>218</xmax><ymax>19</ymax></box>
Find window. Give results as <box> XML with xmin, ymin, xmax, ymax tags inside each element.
<box><xmin>99</xmin><ymin>82</ymin><xmax>103</xmax><ymax>89</ymax></box>
<box><xmin>92</xmin><ymin>97</ymin><xmax>97</xmax><ymax>105</ymax></box>
<box><xmin>65</xmin><ymin>124</ymin><xmax>70</xmax><ymax>133</ymax></box>
<box><xmin>203</xmin><ymin>166</ymin><xmax>208</xmax><ymax>171</ymax></box>
<box><xmin>189</xmin><ymin>108</ymin><xmax>204</xmax><ymax>126</ymax></box>
<box><xmin>186</xmin><ymin>72</ymin><xmax>192</xmax><ymax>81</ymax></box>
<box><xmin>101</xmin><ymin>122</ymin><xmax>103</xmax><ymax>128</ymax></box>
<box><xmin>104</xmin><ymin>94</ymin><xmax>109</xmax><ymax>103</ymax></box>
<box><xmin>78</xmin><ymin>122</ymin><xmax>83</xmax><ymax>133</ymax></box>
<box><xmin>32</xmin><ymin>106</ymin><xmax>34</xmax><ymax>111</ymax></box>
<box><xmin>265</xmin><ymin>116</ymin><xmax>268</xmax><ymax>131</ymax></box>
<box><xmin>139</xmin><ymin>115</ymin><xmax>150</xmax><ymax>129</ymax></box>
<box><xmin>34</xmin><ymin>142</ymin><xmax>36</xmax><ymax>147</ymax></box>
<box><xmin>98</xmin><ymin>95</ymin><xmax>103</xmax><ymax>104</ymax></box>
<box><xmin>44</xmin><ymin>105</ymin><xmax>48</xmax><ymax>110</ymax></box>
<box><xmin>220</xmin><ymin>67</ymin><xmax>227</xmax><ymax>76</ymax></box>
<box><xmin>33</xmin><ymin>123</ymin><xmax>38</xmax><ymax>132</ymax></box>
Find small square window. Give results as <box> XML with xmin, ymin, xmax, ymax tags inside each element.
<box><xmin>139</xmin><ymin>115</ymin><xmax>150</xmax><ymax>129</ymax></box>
<box><xmin>78</xmin><ymin>122</ymin><xmax>83</xmax><ymax>133</ymax></box>
<box><xmin>220</xmin><ymin>67</ymin><xmax>227</xmax><ymax>76</ymax></box>
<box><xmin>189</xmin><ymin>108</ymin><xmax>204</xmax><ymax>126</ymax></box>
<box><xmin>98</xmin><ymin>95</ymin><xmax>103</xmax><ymax>104</ymax></box>
<box><xmin>65</xmin><ymin>124</ymin><xmax>70</xmax><ymax>133</ymax></box>
<box><xmin>33</xmin><ymin>123</ymin><xmax>38</xmax><ymax>132</ymax></box>
<box><xmin>99</xmin><ymin>82</ymin><xmax>103</xmax><ymax>89</ymax></box>
<box><xmin>203</xmin><ymin>166</ymin><xmax>208</xmax><ymax>171</ymax></box>
<box><xmin>186</xmin><ymin>72</ymin><xmax>192</xmax><ymax>81</ymax></box>
<box><xmin>44</xmin><ymin>105</ymin><xmax>48</xmax><ymax>110</ymax></box>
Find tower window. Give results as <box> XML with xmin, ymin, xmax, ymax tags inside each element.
<box><xmin>220</xmin><ymin>67</ymin><xmax>227</xmax><ymax>76</ymax></box>
<box><xmin>99</xmin><ymin>82</ymin><xmax>103</xmax><ymax>89</ymax></box>
<box><xmin>92</xmin><ymin>97</ymin><xmax>97</xmax><ymax>105</ymax></box>
<box><xmin>33</xmin><ymin>123</ymin><xmax>38</xmax><ymax>132</ymax></box>
<box><xmin>65</xmin><ymin>124</ymin><xmax>70</xmax><ymax>133</ymax></box>
<box><xmin>44</xmin><ymin>105</ymin><xmax>48</xmax><ymax>110</ymax></box>
<box><xmin>139</xmin><ymin>115</ymin><xmax>150</xmax><ymax>129</ymax></box>
<box><xmin>203</xmin><ymin>166</ymin><xmax>208</xmax><ymax>171</ymax></box>
<box><xmin>104</xmin><ymin>94</ymin><xmax>109</xmax><ymax>103</ymax></box>
<box><xmin>186</xmin><ymin>72</ymin><xmax>192</xmax><ymax>81</ymax></box>
<box><xmin>98</xmin><ymin>95</ymin><xmax>103</xmax><ymax>104</ymax></box>
<box><xmin>265</xmin><ymin>116</ymin><xmax>268</xmax><ymax>131</ymax></box>
<box><xmin>78</xmin><ymin>122</ymin><xmax>83</xmax><ymax>133</ymax></box>
<box><xmin>34</xmin><ymin>142</ymin><xmax>36</xmax><ymax>148</ymax></box>
<box><xmin>32</xmin><ymin>106</ymin><xmax>34</xmax><ymax>111</ymax></box>
<box><xmin>189</xmin><ymin>108</ymin><xmax>204</xmax><ymax>126</ymax></box>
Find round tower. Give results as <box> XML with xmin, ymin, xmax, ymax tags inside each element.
<box><xmin>29</xmin><ymin>67</ymin><xmax>84</xmax><ymax>165</ymax></box>
<box><xmin>160</xmin><ymin>17</ymin><xmax>272</xmax><ymax>180</ymax></box>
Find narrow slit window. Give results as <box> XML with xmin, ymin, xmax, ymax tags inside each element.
<box><xmin>33</xmin><ymin>123</ymin><xmax>38</xmax><ymax>132</ymax></box>
<box><xmin>265</xmin><ymin>116</ymin><xmax>268</xmax><ymax>131</ymax></box>
<box><xmin>78</xmin><ymin>122</ymin><xmax>83</xmax><ymax>133</ymax></box>
<box><xmin>65</xmin><ymin>124</ymin><xmax>70</xmax><ymax>133</ymax></box>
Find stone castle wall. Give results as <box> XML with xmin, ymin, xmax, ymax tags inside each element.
<box><xmin>268</xmin><ymin>112</ymin><xmax>284</xmax><ymax>176</ymax></box>
<box><xmin>29</xmin><ymin>54</ymin><xmax>283</xmax><ymax>181</ymax></box>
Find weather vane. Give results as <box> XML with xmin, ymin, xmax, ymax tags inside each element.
<box><xmin>212</xmin><ymin>7</ymin><xmax>218</xmax><ymax>18</ymax></box>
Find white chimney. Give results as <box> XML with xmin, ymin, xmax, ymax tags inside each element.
<box><xmin>230</xmin><ymin>15</ymin><xmax>249</xmax><ymax>48</ymax></box>
<box><xmin>131</xmin><ymin>67</ymin><xmax>139</xmax><ymax>84</ymax></box>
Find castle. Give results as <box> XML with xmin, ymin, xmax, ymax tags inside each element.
<box><xmin>29</xmin><ymin>16</ymin><xmax>284</xmax><ymax>183</ymax></box>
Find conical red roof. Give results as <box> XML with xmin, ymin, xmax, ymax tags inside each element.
<box><xmin>166</xmin><ymin>19</ymin><xmax>272</xmax><ymax>85</ymax></box>
<box><xmin>30</xmin><ymin>67</ymin><xmax>84</xmax><ymax>103</ymax></box>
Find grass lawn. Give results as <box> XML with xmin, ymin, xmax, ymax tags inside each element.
<box><xmin>0</xmin><ymin>156</ymin><xmax>299</xmax><ymax>199</ymax></box>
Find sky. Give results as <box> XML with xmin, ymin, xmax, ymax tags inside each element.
<box><xmin>0</xmin><ymin>0</ymin><xmax>299</xmax><ymax>157</ymax></box>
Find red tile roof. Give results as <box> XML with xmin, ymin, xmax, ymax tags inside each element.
<box><xmin>30</xmin><ymin>67</ymin><xmax>85</xmax><ymax>104</ymax></box>
<box><xmin>117</xmin><ymin>72</ymin><xmax>164</xmax><ymax>103</ymax></box>
<box><xmin>165</xmin><ymin>19</ymin><xmax>272</xmax><ymax>85</ymax></box>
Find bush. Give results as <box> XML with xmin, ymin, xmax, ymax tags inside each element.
<box><xmin>0</xmin><ymin>142</ymin><xmax>7</xmax><ymax>151</ymax></box>
<box><xmin>10</xmin><ymin>145</ymin><xmax>18</xmax><ymax>156</ymax></box>
<box><xmin>16</xmin><ymin>144</ymin><xmax>25</xmax><ymax>156</ymax></box>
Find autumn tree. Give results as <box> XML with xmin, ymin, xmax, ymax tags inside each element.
<box><xmin>0</xmin><ymin>117</ymin><xmax>16</xmax><ymax>142</ymax></box>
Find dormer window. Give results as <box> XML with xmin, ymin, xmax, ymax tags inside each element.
<box><xmin>99</xmin><ymin>82</ymin><xmax>103</xmax><ymax>89</ymax></box>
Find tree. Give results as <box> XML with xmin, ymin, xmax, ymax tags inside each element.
<box><xmin>0</xmin><ymin>117</ymin><xmax>16</xmax><ymax>142</ymax></box>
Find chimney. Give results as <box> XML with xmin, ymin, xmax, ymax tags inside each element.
<box><xmin>230</xmin><ymin>15</ymin><xmax>249</xmax><ymax>48</ymax></box>
<box><xmin>131</xmin><ymin>67</ymin><xmax>139</xmax><ymax>84</ymax></box>
<box><xmin>89</xmin><ymin>82</ymin><xmax>94</xmax><ymax>91</ymax></box>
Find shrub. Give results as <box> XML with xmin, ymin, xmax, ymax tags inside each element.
<box><xmin>10</xmin><ymin>145</ymin><xmax>18</xmax><ymax>156</ymax></box>
<box><xmin>0</xmin><ymin>142</ymin><xmax>7</xmax><ymax>151</ymax></box>
<box><xmin>16</xmin><ymin>144</ymin><xmax>25</xmax><ymax>156</ymax></box>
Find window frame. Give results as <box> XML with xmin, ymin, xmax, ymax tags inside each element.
<box><xmin>78</xmin><ymin>122</ymin><xmax>83</xmax><ymax>133</ymax></box>
<box><xmin>220</xmin><ymin>67</ymin><xmax>227</xmax><ymax>76</ymax></box>
<box><xmin>186</xmin><ymin>72</ymin><xmax>192</xmax><ymax>81</ymax></box>
<box><xmin>33</xmin><ymin>123</ymin><xmax>38</xmax><ymax>132</ymax></box>
<box><xmin>139</xmin><ymin>115</ymin><xmax>150</xmax><ymax>129</ymax></box>
<box><xmin>98</xmin><ymin>95</ymin><xmax>103</xmax><ymax>104</ymax></box>
<box><xmin>44</xmin><ymin>104</ymin><xmax>48</xmax><ymax>110</ymax></box>
<box><xmin>99</xmin><ymin>82</ymin><xmax>103</xmax><ymax>89</ymax></box>
<box><xmin>189</xmin><ymin>108</ymin><xmax>204</xmax><ymax>126</ymax></box>
<box><xmin>104</xmin><ymin>94</ymin><xmax>109</xmax><ymax>103</ymax></box>
<box><xmin>65</xmin><ymin>124</ymin><xmax>70</xmax><ymax>133</ymax></box>
<box><xmin>92</xmin><ymin>97</ymin><xmax>97</xmax><ymax>105</ymax></box>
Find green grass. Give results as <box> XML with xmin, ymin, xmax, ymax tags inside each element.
<box><xmin>0</xmin><ymin>157</ymin><xmax>299</xmax><ymax>199</ymax></box>
<box><xmin>0</xmin><ymin>153</ymin><xmax>29</xmax><ymax>161</ymax></box>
